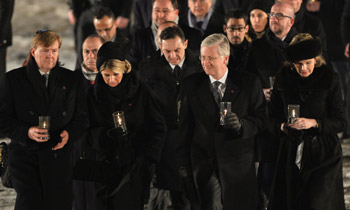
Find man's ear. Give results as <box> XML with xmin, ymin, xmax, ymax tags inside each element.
<box><xmin>223</xmin><ymin>24</ymin><xmax>227</xmax><ymax>33</ymax></box>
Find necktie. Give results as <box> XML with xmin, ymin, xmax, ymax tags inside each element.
<box><xmin>196</xmin><ymin>21</ymin><xmax>203</xmax><ymax>30</ymax></box>
<box><xmin>174</xmin><ymin>65</ymin><xmax>181</xmax><ymax>84</ymax></box>
<box><xmin>212</xmin><ymin>81</ymin><xmax>221</xmax><ymax>104</ymax></box>
<box><xmin>42</xmin><ymin>74</ymin><xmax>49</xmax><ymax>87</ymax></box>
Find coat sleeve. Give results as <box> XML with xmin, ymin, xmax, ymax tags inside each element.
<box><xmin>341</xmin><ymin>0</ymin><xmax>350</xmax><ymax>44</ymax></box>
<box><xmin>0</xmin><ymin>74</ymin><xmax>31</xmax><ymax>144</ymax></box>
<box><xmin>316</xmin><ymin>72</ymin><xmax>347</xmax><ymax>135</ymax></box>
<box><xmin>240</xmin><ymin>75</ymin><xmax>267</xmax><ymax>139</ymax></box>
<box><xmin>142</xmin><ymin>85</ymin><xmax>167</xmax><ymax>163</ymax></box>
<box><xmin>64</xmin><ymin>72</ymin><xmax>89</xmax><ymax>142</ymax></box>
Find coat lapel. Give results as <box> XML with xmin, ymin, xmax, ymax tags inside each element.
<box><xmin>196</xmin><ymin>76</ymin><xmax>219</xmax><ymax>121</ymax></box>
<box><xmin>222</xmin><ymin>74</ymin><xmax>240</xmax><ymax>104</ymax></box>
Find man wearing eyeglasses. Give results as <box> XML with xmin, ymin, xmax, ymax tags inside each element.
<box><xmin>177</xmin><ymin>33</ymin><xmax>266</xmax><ymax>210</ymax></box>
<box><xmin>266</xmin><ymin>2</ymin><xmax>298</xmax><ymax>70</ymax></box>
<box><xmin>223</xmin><ymin>9</ymin><xmax>253</xmax><ymax>73</ymax></box>
<box><xmin>279</xmin><ymin>0</ymin><xmax>327</xmax><ymax>59</ymax></box>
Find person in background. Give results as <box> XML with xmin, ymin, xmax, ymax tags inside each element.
<box><xmin>179</xmin><ymin>0</ymin><xmax>224</xmax><ymax>42</ymax></box>
<box><xmin>129</xmin><ymin>0</ymin><xmax>180</xmax><ymax>71</ymax></box>
<box><xmin>85</xmin><ymin>41</ymin><xmax>166</xmax><ymax>209</ymax></box>
<box><xmin>0</xmin><ymin>0</ymin><xmax>14</xmax><ymax>79</ymax></box>
<box><xmin>247</xmin><ymin>0</ymin><xmax>273</xmax><ymax>41</ymax></box>
<box><xmin>77</xmin><ymin>34</ymin><xmax>105</xmax><ymax>87</ymax></box>
<box><xmin>0</xmin><ymin>29</ymin><xmax>89</xmax><ymax>210</ymax></box>
<box><xmin>268</xmin><ymin>33</ymin><xmax>346</xmax><ymax>210</ymax></box>
<box><xmin>72</xmin><ymin>34</ymin><xmax>104</xmax><ymax>210</ymax></box>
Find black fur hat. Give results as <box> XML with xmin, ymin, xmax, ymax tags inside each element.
<box><xmin>283</xmin><ymin>37</ymin><xmax>322</xmax><ymax>63</ymax></box>
<box><xmin>248</xmin><ymin>0</ymin><xmax>273</xmax><ymax>15</ymax></box>
<box><xmin>96</xmin><ymin>41</ymin><xmax>128</xmax><ymax>71</ymax></box>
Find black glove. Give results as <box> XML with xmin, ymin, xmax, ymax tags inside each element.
<box><xmin>224</xmin><ymin>112</ymin><xmax>242</xmax><ymax>133</ymax></box>
<box><xmin>107</xmin><ymin>127</ymin><xmax>127</xmax><ymax>140</ymax></box>
<box><xmin>286</xmin><ymin>126</ymin><xmax>304</xmax><ymax>144</ymax></box>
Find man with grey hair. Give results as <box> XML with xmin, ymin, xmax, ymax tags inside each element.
<box><xmin>177</xmin><ymin>33</ymin><xmax>266</xmax><ymax>210</ymax></box>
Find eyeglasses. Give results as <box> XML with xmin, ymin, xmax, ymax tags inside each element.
<box><xmin>199</xmin><ymin>56</ymin><xmax>221</xmax><ymax>62</ymax></box>
<box><xmin>268</xmin><ymin>13</ymin><xmax>293</xmax><ymax>20</ymax></box>
<box><xmin>226</xmin><ymin>26</ymin><xmax>247</xmax><ymax>32</ymax></box>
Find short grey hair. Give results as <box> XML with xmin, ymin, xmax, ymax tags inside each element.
<box><xmin>201</xmin><ymin>33</ymin><xmax>230</xmax><ymax>57</ymax></box>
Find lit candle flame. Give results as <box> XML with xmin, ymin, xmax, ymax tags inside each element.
<box><xmin>292</xmin><ymin>109</ymin><xmax>296</xmax><ymax>118</ymax></box>
<box><xmin>43</xmin><ymin>121</ymin><xmax>47</xmax><ymax>129</ymax></box>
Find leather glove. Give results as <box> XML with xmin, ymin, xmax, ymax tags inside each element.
<box><xmin>224</xmin><ymin>112</ymin><xmax>242</xmax><ymax>133</ymax></box>
<box><xmin>107</xmin><ymin>127</ymin><xmax>127</xmax><ymax>141</ymax></box>
<box><xmin>286</xmin><ymin>126</ymin><xmax>304</xmax><ymax>144</ymax></box>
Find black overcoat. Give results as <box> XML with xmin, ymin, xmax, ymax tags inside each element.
<box><xmin>268</xmin><ymin>65</ymin><xmax>346</xmax><ymax>210</ymax></box>
<box><xmin>0</xmin><ymin>58</ymin><xmax>88</xmax><ymax>210</ymax></box>
<box><xmin>140</xmin><ymin>49</ymin><xmax>202</xmax><ymax>190</ymax></box>
<box><xmin>0</xmin><ymin>0</ymin><xmax>14</xmax><ymax>48</ymax></box>
<box><xmin>178</xmin><ymin>70</ymin><xmax>266</xmax><ymax>209</ymax></box>
<box><xmin>86</xmin><ymin>71</ymin><xmax>166</xmax><ymax>209</ymax></box>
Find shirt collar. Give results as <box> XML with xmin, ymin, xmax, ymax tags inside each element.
<box><xmin>169</xmin><ymin>56</ymin><xmax>185</xmax><ymax>70</ymax></box>
<box><xmin>209</xmin><ymin>67</ymin><xmax>228</xmax><ymax>84</ymax></box>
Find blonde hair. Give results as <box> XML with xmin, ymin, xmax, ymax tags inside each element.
<box><xmin>201</xmin><ymin>33</ymin><xmax>230</xmax><ymax>57</ymax></box>
<box><xmin>100</xmin><ymin>59</ymin><xmax>132</xmax><ymax>74</ymax></box>
<box><xmin>31</xmin><ymin>30</ymin><xmax>62</xmax><ymax>49</ymax></box>
<box><xmin>286</xmin><ymin>33</ymin><xmax>326</xmax><ymax>67</ymax></box>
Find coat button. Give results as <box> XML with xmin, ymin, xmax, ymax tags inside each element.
<box><xmin>62</xmin><ymin>111</ymin><xmax>66</xmax><ymax>116</ymax></box>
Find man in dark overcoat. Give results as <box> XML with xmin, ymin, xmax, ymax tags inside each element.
<box><xmin>0</xmin><ymin>0</ymin><xmax>14</xmax><ymax>78</ymax></box>
<box><xmin>140</xmin><ymin>25</ymin><xmax>202</xmax><ymax>210</ymax></box>
<box><xmin>177</xmin><ymin>33</ymin><xmax>266</xmax><ymax>210</ymax></box>
<box><xmin>0</xmin><ymin>30</ymin><xmax>88</xmax><ymax>210</ymax></box>
<box><xmin>179</xmin><ymin>0</ymin><xmax>224</xmax><ymax>49</ymax></box>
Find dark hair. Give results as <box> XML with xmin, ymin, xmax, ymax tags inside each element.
<box><xmin>94</xmin><ymin>6</ymin><xmax>115</xmax><ymax>20</ymax></box>
<box><xmin>84</xmin><ymin>34</ymin><xmax>106</xmax><ymax>45</ymax></box>
<box><xmin>152</xmin><ymin>0</ymin><xmax>178</xmax><ymax>10</ymax></box>
<box><xmin>225</xmin><ymin>9</ymin><xmax>248</xmax><ymax>25</ymax></box>
<box><xmin>160</xmin><ymin>26</ymin><xmax>186</xmax><ymax>43</ymax></box>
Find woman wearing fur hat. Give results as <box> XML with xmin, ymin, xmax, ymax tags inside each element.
<box><xmin>268</xmin><ymin>33</ymin><xmax>346</xmax><ymax>210</ymax></box>
<box><xmin>84</xmin><ymin>41</ymin><xmax>166</xmax><ymax>209</ymax></box>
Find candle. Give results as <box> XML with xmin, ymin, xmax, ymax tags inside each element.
<box><xmin>292</xmin><ymin>109</ymin><xmax>296</xmax><ymax>118</ymax></box>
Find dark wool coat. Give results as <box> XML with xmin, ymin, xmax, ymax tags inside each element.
<box><xmin>0</xmin><ymin>0</ymin><xmax>14</xmax><ymax>48</ymax></box>
<box><xmin>294</xmin><ymin>7</ymin><xmax>328</xmax><ymax>60</ymax></box>
<box><xmin>140</xmin><ymin>49</ymin><xmax>202</xmax><ymax>191</ymax></box>
<box><xmin>268</xmin><ymin>65</ymin><xmax>346</xmax><ymax>210</ymax></box>
<box><xmin>178</xmin><ymin>70</ymin><xmax>266</xmax><ymax>210</ymax></box>
<box><xmin>0</xmin><ymin>59</ymin><xmax>88</xmax><ymax>148</ymax></box>
<box><xmin>179</xmin><ymin>11</ymin><xmax>225</xmax><ymax>43</ymax></box>
<box><xmin>86</xmin><ymin>71</ymin><xmax>166</xmax><ymax>210</ymax></box>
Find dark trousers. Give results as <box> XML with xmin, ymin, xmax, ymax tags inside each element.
<box><xmin>8</xmin><ymin>143</ymin><xmax>73</xmax><ymax>210</ymax></box>
<box><xmin>199</xmin><ymin>171</ymin><xmax>223</xmax><ymax>210</ymax></box>
<box><xmin>0</xmin><ymin>47</ymin><xmax>7</xmax><ymax>79</ymax></box>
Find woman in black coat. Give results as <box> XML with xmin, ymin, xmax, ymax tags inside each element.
<box><xmin>85</xmin><ymin>41</ymin><xmax>166</xmax><ymax>210</ymax></box>
<box><xmin>268</xmin><ymin>33</ymin><xmax>346</xmax><ymax>210</ymax></box>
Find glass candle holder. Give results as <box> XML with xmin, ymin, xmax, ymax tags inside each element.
<box><xmin>39</xmin><ymin>116</ymin><xmax>50</xmax><ymax>140</ymax></box>
<box><xmin>288</xmin><ymin>104</ymin><xmax>300</xmax><ymax>124</ymax></box>
<box><xmin>112</xmin><ymin>111</ymin><xmax>128</xmax><ymax>135</ymax></box>
<box><xmin>220</xmin><ymin>102</ymin><xmax>232</xmax><ymax>126</ymax></box>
